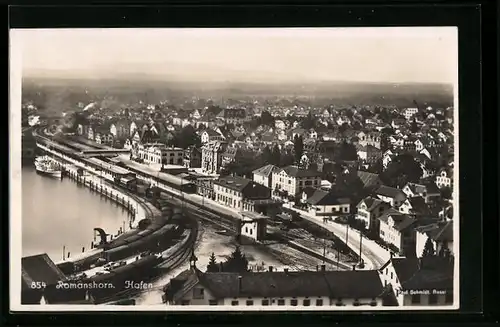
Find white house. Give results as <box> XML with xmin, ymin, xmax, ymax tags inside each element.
<box><xmin>397</xmin><ymin>197</ymin><xmax>430</xmax><ymax>215</ymax></box>
<box><xmin>404</xmin><ymin>108</ymin><xmax>419</xmax><ymax>120</ymax></box>
<box><xmin>436</xmin><ymin>168</ymin><xmax>453</xmax><ymax>189</ymax></box>
<box><xmin>201</xmin><ymin>129</ymin><xmax>225</xmax><ymax>144</ymax></box>
<box><xmin>137</xmin><ymin>143</ymin><xmax>184</xmax><ymax>165</ymax></box>
<box><xmin>253</xmin><ymin>164</ymin><xmax>280</xmax><ymax>189</ymax></box>
<box><xmin>378</xmin><ymin>209</ymin><xmax>416</xmax><ymax>254</ymax></box>
<box><xmin>272</xmin><ymin>166</ymin><xmax>322</xmax><ymax>197</ymax></box>
<box><xmin>374</xmin><ymin>185</ymin><xmax>407</xmax><ymax>208</ymax></box>
<box><xmin>163</xmin><ymin>260</ymin><xmax>386</xmax><ymax>307</ymax></box>
<box><xmin>304</xmin><ymin>189</ymin><xmax>351</xmax><ymax>218</ymax></box>
<box><xmin>356</xmin><ymin>196</ymin><xmax>391</xmax><ymax>233</ymax></box>
<box><xmin>402</xmin><ymin>182</ymin><xmax>441</xmax><ymax>204</ymax></box>
<box><xmin>240</xmin><ymin>212</ymin><xmax>268</xmax><ymax>242</ymax></box>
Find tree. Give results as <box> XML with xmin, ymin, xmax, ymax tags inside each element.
<box><xmin>338</xmin><ymin>123</ymin><xmax>349</xmax><ymax>134</ymax></box>
<box><xmin>379</xmin><ymin>108</ymin><xmax>390</xmax><ymax>123</ymax></box>
<box><xmin>224</xmin><ymin>246</ymin><xmax>249</xmax><ymax>273</ymax></box>
<box><xmin>410</xmin><ymin>119</ymin><xmax>419</xmax><ymax>133</ymax></box>
<box><xmin>337</xmin><ymin>141</ymin><xmax>358</xmax><ymax>161</ymax></box>
<box><xmin>271</xmin><ymin>144</ymin><xmax>281</xmax><ymax>166</ymax></box>
<box><xmin>261</xmin><ymin>146</ymin><xmax>272</xmax><ymax>165</ymax></box>
<box><xmin>301</xmin><ymin>111</ymin><xmax>316</xmax><ymax>130</ymax></box>
<box><xmin>174</xmin><ymin>125</ymin><xmax>201</xmax><ymax>149</ymax></box>
<box><xmin>206</xmin><ymin>252</ymin><xmax>219</xmax><ymax>272</ymax></box>
<box><xmin>381</xmin><ymin>154</ymin><xmax>423</xmax><ymax>187</ymax></box>
<box><xmin>261</xmin><ymin>111</ymin><xmax>275</xmax><ymax>126</ymax></box>
<box><xmin>422</xmin><ymin>238</ymin><xmax>435</xmax><ymax>257</ymax></box>
<box><xmin>293</xmin><ymin>135</ymin><xmax>304</xmax><ymax>163</ymax></box>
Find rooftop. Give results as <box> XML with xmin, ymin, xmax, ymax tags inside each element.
<box><xmin>22</xmin><ymin>253</ymin><xmax>68</xmax><ymax>292</ymax></box>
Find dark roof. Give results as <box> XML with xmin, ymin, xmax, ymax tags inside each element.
<box><xmin>407</xmin><ymin>197</ymin><xmax>430</xmax><ymax>214</ymax></box>
<box><xmin>416</xmin><ymin>220</ymin><xmax>453</xmax><ymax>242</ymax></box>
<box><xmin>378</xmin><ymin>210</ymin><xmax>415</xmax><ymax>231</ymax></box>
<box><xmin>375</xmin><ymin>185</ymin><xmax>406</xmax><ymax>199</ymax></box>
<box><xmin>386</xmin><ymin>256</ymin><xmax>454</xmax><ymax>291</ymax></box>
<box><xmin>357</xmin><ymin>171</ymin><xmax>381</xmax><ymax>188</ymax></box>
<box><xmin>357</xmin><ymin>196</ymin><xmax>387</xmax><ymax>212</ymax></box>
<box><xmin>214</xmin><ymin>175</ymin><xmax>251</xmax><ymax>192</ymax></box>
<box><xmin>306</xmin><ymin>189</ymin><xmax>351</xmax><ymax>206</ymax></box>
<box><xmin>22</xmin><ymin>254</ymin><xmax>68</xmax><ymax>291</ymax></box>
<box><xmin>167</xmin><ymin>269</ymin><xmax>385</xmax><ymax>300</ymax></box>
<box><xmin>253</xmin><ymin>164</ymin><xmax>279</xmax><ymax>177</ymax></box>
<box><xmin>301</xmin><ymin>186</ymin><xmax>317</xmax><ymax>198</ymax></box>
<box><xmin>279</xmin><ymin>165</ymin><xmax>321</xmax><ymax>178</ymax></box>
<box><xmin>204</xmin><ymin>129</ymin><xmax>223</xmax><ymax>137</ymax></box>
<box><xmin>405</xmin><ymin>182</ymin><xmax>440</xmax><ymax>195</ymax></box>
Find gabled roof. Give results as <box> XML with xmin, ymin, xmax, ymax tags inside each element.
<box><xmin>357</xmin><ymin>196</ymin><xmax>388</xmax><ymax>212</ymax></box>
<box><xmin>407</xmin><ymin>197</ymin><xmax>430</xmax><ymax>214</ymax></box>
<box><xmin>253</xmin><ymin>164</ymin><xmax>279</xmax><ymax>177</ymax></box>
<box><xmin>375</xmin><ymin>185</ymin><xmax>406</xmax><ymax>199</ymax></box>
<box><xmin>357</xmin><ymin>171</ymin><xmax>381</xmax><ymax>188</ymax></box>
<box><xmin>378</xmin><ymin>209</ymin><xmax>415</xmax><ymax>231</ymax></box>
<box><xmin>278</xmin><ymin>165</ymin><xmax>322</xmax><ymax>178</ymax></box>
<box><xmin>166</xmin><ymin>268</ymin><xmax>386</xmax><ymax>300</ymax></box>
<box><xmin>306</xmin><ymin>189</ymin><xmax>351</xmax><ymax>206</ymax></box>
<box><xmin>416</xmin><ymin>220</ymin><xmax>453</xmax><ymax>242</ymax></box>
<box><xmin>382</xmin><ymin>256</ymin><xmax>454</xmax><ymax>291</ymax></box>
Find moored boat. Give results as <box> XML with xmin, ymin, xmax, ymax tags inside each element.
<box><xmin>34</xmin><ymin>156</ymin><xmax>62</xmax><ymax>179</ymax></box>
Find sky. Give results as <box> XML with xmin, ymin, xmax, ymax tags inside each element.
<box><xmin>13</xmin><ymin>27</ymin><xmax>457</xmax><ymax>84</ymax></box>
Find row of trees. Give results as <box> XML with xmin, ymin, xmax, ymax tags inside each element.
<box><xmin>206</xmin><ymin>246</ymin><xmax>250</xmax><ymax>273</ymax></box>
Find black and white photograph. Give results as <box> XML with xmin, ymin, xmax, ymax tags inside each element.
<box><xmin>10</xmin><ymin>27</ymin><xmax>458</xmax><ymax>311</ymax></box>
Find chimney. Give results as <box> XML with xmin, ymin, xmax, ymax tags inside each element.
<box><xmin>238</xmin><ymin>276</ymin><xmax>242</xmax><ymax>293</ymax></box>
<box><xmin>321</xmin><ymin>265</ymin><xmax>326</xmax><ymax>272</ymax></box>
<box><xmin>268</xmin><ymin>266</ymin><xmax>274</xmax><ymax>272</ymax></box>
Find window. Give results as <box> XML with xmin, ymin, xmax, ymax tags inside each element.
<box><xmin>181</xmin><ymin>300</ymin><xmax>190</xmax><ymax>305</ymax></box>
<box><xmin>290</xmin><ymin>299</ymin><xmax>298</xmax><ymax>306</ymax></box>
<box><xmin>250</xmin><ymin>229</ymin><xmax>253</xmax><ymax>235</ymax></box>
<box><xmin>390</xmin><ymin>272</ymin><xmax>393</xmax><ymax>280</ymax></box>
<box><xmin>193</xmin><ymin>288</ymin><xmax>204</xmax><ymax>299</ymax></box>
<box><xmin>261</xmin><ymin>299</ymin><xmax>269</xmax><ymax>306</ymax></box>
<box><xmin>428</xmin><ymin>294</ymin><xmax>438</xmax><ymax>305</ymax></box>
<box><xmin>209</xmin><ymin>300</ymin><xmax>218</xmax><ymax>305</ymax></box>
<box><xmin>245</xmin><ymin>227</ymin><xmax>248</xmax><ymax>233</ymax></box>
<box><xmin>411</xmin><ymin>294</ymin><xmax>420</xmax><ymax>304</ymax></box>
<box><xmin>316</xmin><ymin>299</ymin><xmax>323</xmax><ymax>306</ymax></box>
<box><xmin>246</xmin><ymin>300</ymin><xmax>254</xmax><ymax>306</ymax></box>
<box><xmin>277</xmin><ymin>299</ymin><xmax>285</xmax><ymax>306</ymax></box>
<box><xmin>231</xmin><ymin>300</ymin><xmax>239</xmax><ymax>306</ymax></box>
<box><xmin>303</xmin><ymin>299</ymin><xmax>311</xmax><ymax>306</ymax></box>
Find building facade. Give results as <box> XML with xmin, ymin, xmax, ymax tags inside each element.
<box><xmin>138</xmin><ymin>143</ymin><xmax>184</xmax><ymax>165</ymax></box>
<box><xmin>201</xmin><ymin>141</ymin><xmax>228</xmax><ymax>174</ymax></box>
<box><xmin>272</xmin><ymin>166</ymin><xmax>322</xmax><ymax>197</ymax></box>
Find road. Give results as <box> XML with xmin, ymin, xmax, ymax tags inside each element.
<box><xmin>285</xmin><ymin>204</ymin><xmax>391</xmax><ymax>270</ymax></box>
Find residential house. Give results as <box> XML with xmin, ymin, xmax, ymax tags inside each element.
<box><xmin>183</xmin><ymin>146</ymin><xmax>202</xmax><ymax>169</ymax></box>
<box><xmin>415</xmin><ymin>220</ymin><xmax>454</xmax><ymax>258</ymax></box>
<box><xmin>397</xmin><ymin>197</ymin><xmax>431</xmax><ymax>215</ymax></box>
<box><xmin>336</xmin><ymin>116</ymin><xmax>351</xmax><ymax>126</ymax></box>
<box><xmin>109</xmin><ymin>119</ymin><xmax>131</xmax><ymax>140</ymax></box>
<box><xmin>374</xmin><ymin>185</ymin><xmax>407</xmax><ymax>207</ymax></box>
<box><xmin>391</xmin><ymin>119</ymin><xmax>406</xmax><ymax>129</ymax></box>
<box><xmin>358</xmin><ymin>131</ymin><xmax>382</xmax><ymax>149</ymax></box>
<box><xmin>378</xmin><ymin>210</ymin><xmax>416</xmax><ymax>255</ymax></box>
<box><xmin>163</xmin><ymin>262</ymin><xmax>386</xmax><ymax>307</ymax></box>
<box><xmin>356</xmin><ymin>196</ymin><xmax>391</xmax><ymax>233</ymax></box>
<box><xmin>77</xmin><ymin>124</ymin><xmax>90</xmax><ymax>137</ymax></box>
<box><xmin>213</xmin><ymin>175</ymin><xmax>271</xmax><ymax>213</ymax></box>
<box><xmin>306</xmin><ymin>128</ymin><xmax>318</xmax><ymax>139</ymax></box>
<box><xmin>357</xmin><ymin>145</ymin><xmax>383</xmax><ymax>164</ymax></box>
<box><xmin>404</xmin><ymin>108</ymin><xmax>419</xmax><ymax>120</ymax></box>
<box><xmin>201</xmin><ymin>141</ymin><xmax>229</xmax><ymax>174</ymax></box>
<box><xmin>402</xmin><ymin>182</ymin><xmax>441</xmax><ymax>204</ymax></box>
<box><xmin>435</xmin><ymin>167</ymin><xmax>453</xmax><ymax>189</ymax></box>
<box><xmin>221</xmin><ymin>146</ymin><xmax>255</xmax><ymax>169</ymax></box>
<box><xmin>274</xmin><ymin>120</ymin><xmax>286</xmax><ymax>130</ymax></box>
<box><xmin>138</xmin><ymin>143</ymin><xmax>184</xmax><ymax>165</ymax></box>
<box><xmin>382</xmin><ymin>149</ymin><xmax>397</xmax><ymax>169</ymax></box>
<box><xmin>253</xmin><ymin>164</ymin><xmax>279</xmax><ymax>189</ymax></box>
<box><xmin>304</xmin><ymin>190</ymin><xmax>351</xmax><ymax>218</ymax></box>
<box><xmin>201</xmin><ymin>129</ymin><xmax>226</xmax><ymax>145</ymax></box>
<box><xmin>217</xmin><ymin>108</ymin><xmax>248</xmax><ymax>124</ymax></box>
<box><xmin>272</xmin><ymin>166</ymin><xmax>322</xmax><ymax>198</ymax></box>
<box><xmin>378</xmin><ymin>256</ymin><xmax>454</xmax><ymax>306</ymax></box>
<box><xmin>191</xmin><ymin>109</ymin><xmax>201</xmax><ymax>120</ymax></box>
